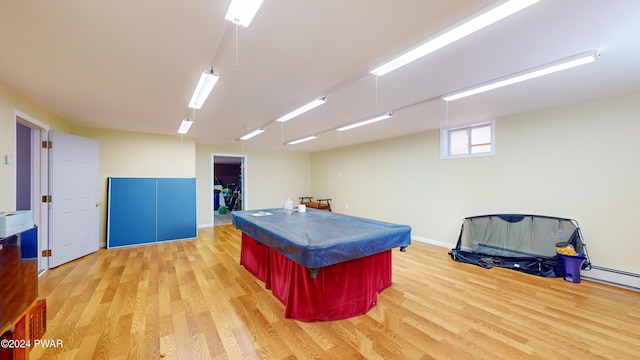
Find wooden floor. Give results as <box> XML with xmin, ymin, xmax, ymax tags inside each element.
<box><xmin>214</xmin><ymin>214</ymin><xmax>233</xmax><ymax>226</ymax></box>
<box><xmin>32</xmin><ymin>225</ymin><xmax>640</xmax><ymax>359</ymax></box>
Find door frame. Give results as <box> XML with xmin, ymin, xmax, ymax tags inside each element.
<box><xmin>211</xmin><ymin>153</ymin><xmax>247</xmax><ymax>225</ymax></box>
<box><xmin>14</xmin><ymin>109</ymin><xmax>49</xmax><ymax>274</ymax></box>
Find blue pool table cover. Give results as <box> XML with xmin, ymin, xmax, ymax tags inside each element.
<box><xmin>231</xmin><ymin>208</ymin><xmax>411</xmax><ymax>268</ymax></box>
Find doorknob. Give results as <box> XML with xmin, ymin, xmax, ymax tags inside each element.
<box><xmin>96</xmin><ymin>202</ymin><xmax>102</xmax><ymax>207</ymax></box>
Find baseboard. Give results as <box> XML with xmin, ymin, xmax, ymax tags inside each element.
<box><xmin>198</xmin><ymin>223</ymin><xmax>213</xmax><ymax>229</ymax></box>
<box><xmin>412</xmin><ymin>235</ymin><xmax>454</xmax><ymax>249</ymax></box>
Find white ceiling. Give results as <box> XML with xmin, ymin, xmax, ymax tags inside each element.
<box><xmin>1</xmin><ymin>0</ymin><xmax>639</xmax><ymax>152</ymax></box>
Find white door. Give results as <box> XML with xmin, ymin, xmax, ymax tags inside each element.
<box><xmin>49</xmin><ymin>131</ymin><xmax>100</xmax><ymax>267</ymax></box>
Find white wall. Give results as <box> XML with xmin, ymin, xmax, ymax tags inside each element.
<box><xmin>311</xmin><ymin>91</ymin><xmax>640</xmax><ymax>274</ymax></box>
<box><xmin>196</xmin><ymin>143</ymin><xmax>311</xmax><ymax>227</ymax></box>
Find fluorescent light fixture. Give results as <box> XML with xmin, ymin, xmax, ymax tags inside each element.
<box><xmin>337</xmin><ymin>112</ymin><xmax>394</xmax><ymax>132</ymax></box>
<box><xmin>276</xmin><ymin>96</ymin><xmax>327</xmax><ymax>123</ymax></box>
<box><xmin>370</xmin><ymin>0</ymin><xmax>539</xmax><ymax>76</ymax></box>
<box><xmin>239</xmin><ymin>128</ymin><xmax>265</xmax><ymax>140</ymax></box>
<box><xmin>287</xmin><ymin>135</ymin><xmax>318</xmax><ymax>145</ymax></box>
<box><xmin>442</xmin><ymin>50</ymin><xmax>599</xmax><ymax>101</ymax></box>
<box><xmin>178</xmin><ymin>118</ymin><xmax>193</xmax><ymax>134</ymax></box>
<box><xmin>225</xmin><ymin>0</ymin><xmax>264</xmax><ymax>27</ymax></box>
<box><xmin>188</xmin><ymin>68</ymin><xmax>219</xmax><ymax>109</ymax></box>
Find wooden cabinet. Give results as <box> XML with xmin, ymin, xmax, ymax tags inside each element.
<box><xmin>1</xmin><ymin>227</ymin><xmax>38</xmax><ymax>332</ymax></box>
<box><xmin>0</xmin><ymin>227</ymin><xmax>43</xmax><ymax>360</ymax></box>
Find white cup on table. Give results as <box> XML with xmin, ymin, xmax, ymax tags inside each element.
<box><xmin>298</xmin><ymin>204</ymin><xmax>306</xmax><ymax>213</ymax></box>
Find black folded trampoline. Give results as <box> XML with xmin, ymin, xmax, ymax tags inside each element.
<box><xmin>449</xmin><ymin>214</ymin><xmax>591</xmax><ymax>277</ymax></box>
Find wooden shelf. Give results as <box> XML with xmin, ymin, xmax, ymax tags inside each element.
<box><xmin>0</xmin><ymin>300</ymin><xmax>39</xmax><ymax>360</ymax></box>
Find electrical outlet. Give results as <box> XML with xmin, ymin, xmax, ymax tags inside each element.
<box><xmin>345</xmin><ymin>203</ymin><xmax>349</xmax><ymax>211</ymax></box>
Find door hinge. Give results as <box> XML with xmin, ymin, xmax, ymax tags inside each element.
<box><xmin>42</xmin><ymin>249</ymin><xmax>52</xmax><ymax>257</ymax></box>
<box><xmin>42</xmin><ymin>195</ymin><xmax>52</xmax><ymax>203</ymax></box>
<box><xmin>42</xmin><ymin>140</ymin><xmax>52</xmax><ymax>149</ymax></box>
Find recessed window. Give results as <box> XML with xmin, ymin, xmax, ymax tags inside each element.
<box><xmin>440</xmin><ymin>119</ymin><xmax>495</xmax><ymax>159</ymax></box>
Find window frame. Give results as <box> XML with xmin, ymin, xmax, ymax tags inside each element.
<box><xmin>440</xmin><ymin>118</ymin><xmax>495</xmax><ymax>159</ymax></box>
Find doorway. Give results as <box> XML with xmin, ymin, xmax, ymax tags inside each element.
<box><xmin>212</xmin><ymin>154</ymin><xmax>246</xmax><ymax>226</ymax></box>
<box><xmin>15</xmin><ymin>110</ymin><xmax>49</xmax><ymax>274</ymax></box>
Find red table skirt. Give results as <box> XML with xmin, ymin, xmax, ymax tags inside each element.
<box><xmin>240</xmin><ymin>233</ymin><xmax>392</xmax><ymax>321</ymax></box>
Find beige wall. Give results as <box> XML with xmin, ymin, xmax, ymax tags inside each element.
<box><xmin>5</xmin><ymin>75</ymin><xmax>639</xmax><ymax>274</ymax></box>
<box><xmin>311</xmin><ymin>91</ymin><xmax>640</xmax><ymax>274</ymax></box>
<box><xmin>196</xmin><ymin>143</ymin><xmax>311</xmax><ymax>226</ymax></box>
<box><xmin>71</xmin><ymin>126</ymin><xmax>196</xmax><ymax>246</ymax></box>
<box><xmin>0</xmin><ymin>81</ymin><xmax>70</xmax><ymax>210</ymax></box>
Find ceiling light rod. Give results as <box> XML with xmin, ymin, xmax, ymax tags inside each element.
<box><xmin>443</xmin><ymin>50</ymin><xmax>600</xmax><ymax>101</ymax></box>
<box><xmin>178</xmin><ymin>118</ymin><xmax>193</xmax><ymax>134</ymax></box>
<box><xmin>287</xmin><ymin>135</ymin><xmax>318</xmax><ymax>145</ymax></box>
<box><xmin>276</xmin><ymin>96</ymin><xmax>327</xmax><ymax>123</ymax></box>
<box><xmin>337</xmin><ymin>112</ymin><xmax>394</xmax><ymax>132</ymax></box>
<box><xmin>239</xmin><ymin>128</ymin><xmax>265</xmax><ymax>140</ymax></box>
<box><xmin>370</xmin><ymin>0</ymin><xmax>539</xmax><ymax>77</ymax></box>
<box><xmin>225</xmin><ymin>0</ymin><xmax>264</xmax><ymax>27</ymax></box>
<box><xmin>188</xmin><ymin>67</ymin><xmax>220</xmax><ymax>109</ymax></box>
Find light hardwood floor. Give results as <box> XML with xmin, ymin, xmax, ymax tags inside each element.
<box><xmin>32</xmin><ymin>225</ymin><xmax>640</xmax><ymax>359</ymax></box>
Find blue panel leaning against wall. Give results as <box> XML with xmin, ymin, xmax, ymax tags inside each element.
<box><xmin>107</xmin><ymin>177</ymin><xmax>197</xmax><ymax>248</ymax></box>
<box><xmin>157</xmin><ymin>178</ymin><xmax>197</xmax><ymax>241</ymax></box>
<box><xmin>107</xmin><ymin>178</ymin><xmax>157</xmax><ymax>248</ymax></box>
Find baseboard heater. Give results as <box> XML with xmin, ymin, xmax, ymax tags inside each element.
<box><xmin>416</xmin><ymin>236</ymin><xmax>640</xmax><ymax>291</ymax></box>
<box><xmin>469</xmin><ymin>243</ymin><xmax>640</xmax><ymax>291</ymax></box>
<box><xmin>581</xmin><ymin>265</ymin><xmax>640</xmax><ymax>291</ymax></box>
